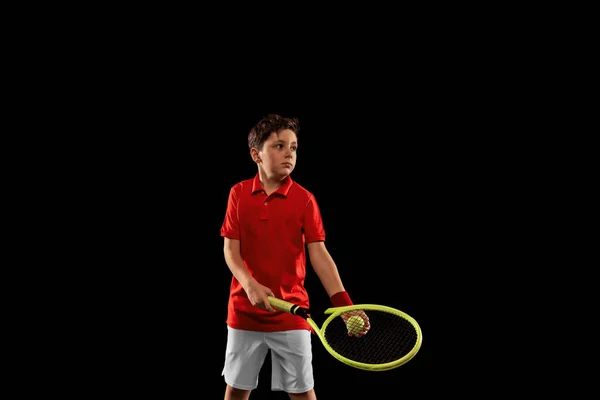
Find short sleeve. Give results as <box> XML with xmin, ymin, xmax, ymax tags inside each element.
<box><xmin>220</xmin><ymin>186</ymin><xmax>240</xmax><ymax>240</ymax></box>
<box><xmin>303</xmin><ymin>194</ymin><xmax>326</xmax><ymax>243</ymax></box>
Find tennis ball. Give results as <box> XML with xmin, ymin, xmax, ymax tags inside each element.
<box><xmin>346</xmin><ymin>315</ymin><xmax>365</xmax><ymax>335</ymax></box>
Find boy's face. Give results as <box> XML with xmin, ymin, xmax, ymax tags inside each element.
<box><xmin>252</xmin><ymin>129</ymin><xmax>298</xmax><ymax>179</ymax></box>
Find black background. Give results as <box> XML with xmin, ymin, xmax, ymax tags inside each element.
<box><xmin>37</xmin><ymin>13</ymin><xmax>534</xmax><ymax>396</ymax></box>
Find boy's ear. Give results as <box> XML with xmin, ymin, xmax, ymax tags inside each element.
<box><xmin>250</xmin><ymin>148</ymin><xmax>261</xmax><ymax>163</ymax></box>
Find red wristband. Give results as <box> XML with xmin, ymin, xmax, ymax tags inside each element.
<box><xmin>330</xmin><ymin>291</ymin><xmax>353</xmax><ymax>307</ymax></box>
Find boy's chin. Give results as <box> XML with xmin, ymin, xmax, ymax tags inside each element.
<box><xmin>274</xmin><ymin>171</ymin><xmax>291</xmax><ymax>180</ymax></box>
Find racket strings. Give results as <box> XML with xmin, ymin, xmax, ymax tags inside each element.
<box><xmin>323</xmin><ymin>310</ymin><xmax>418</xmax><ymax>365</ymax></box>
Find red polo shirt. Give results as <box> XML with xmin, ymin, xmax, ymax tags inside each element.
<box><xmin>220</xmin><ymin>174</ymin><xmax>325</xmax><ymax>332</ymax></box>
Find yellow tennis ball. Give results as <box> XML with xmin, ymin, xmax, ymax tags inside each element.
<box><xmin>346</xmin><ymin>315</ymin><xmax>365</xmax><ymax>335</ymax></box>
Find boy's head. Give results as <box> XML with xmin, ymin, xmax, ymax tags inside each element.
<box><xmin>248</xmin><ymin>114</ymin><xmax>300</xmax><ymax>180</ymax></box>
<box><xmin>248</xmin><ymin>114</ymin><xmax>300</xmax><ymax>151</ymax></box>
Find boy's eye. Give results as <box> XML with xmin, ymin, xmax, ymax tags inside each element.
<box><xmin>274</xmin><ymin>144</ymin><xmax>297</xmax><ymax>151</ymax></box>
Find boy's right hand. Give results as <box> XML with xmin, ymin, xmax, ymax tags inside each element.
<box><xmin>245</xmin><ymin>282</ymin><xmax>276</xmax><ymax>312</ymax></box>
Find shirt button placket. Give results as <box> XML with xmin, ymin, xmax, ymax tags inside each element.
<box><xmin>259</xmin><ymin>197</ymin><xmax>268</xmax><ymax>220</ymax></box>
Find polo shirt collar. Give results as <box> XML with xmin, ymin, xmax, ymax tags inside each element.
<box><xmin>251</xmin><ymin>174</ymin><xmax>294</xmax><ymax>197</ymax></box>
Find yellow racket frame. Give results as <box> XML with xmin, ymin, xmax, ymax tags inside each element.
<box><xmin>268</xmin><ymin>296</ymin><xmax>423</xmax><ymax>371</ymax></box>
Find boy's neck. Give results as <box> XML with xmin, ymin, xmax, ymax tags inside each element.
<box><xmin>258</xmin><ymin>171</ymin><xmax>286</xmax><ymax>195</ymax></box>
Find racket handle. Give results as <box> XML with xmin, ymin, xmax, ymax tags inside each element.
<box><xmin>267</xmin><ymin>296</ymin><xmax>297</xmax><ymax>313</ymax></box>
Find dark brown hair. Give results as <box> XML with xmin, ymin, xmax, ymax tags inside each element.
<box><xmin>248</xmin><ymin>114</ymin><xmax>300</xmax><ymax>150</ymax></box>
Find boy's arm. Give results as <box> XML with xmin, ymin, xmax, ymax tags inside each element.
<box><xmin>223</xmin><ymin>237</ymin><xmax>275</xmax><ymax>311</ymax></box>
<box><xmin>307</xmin><ymin>241</ymin><xmax>353</xmax><ymax>306</ymax></box>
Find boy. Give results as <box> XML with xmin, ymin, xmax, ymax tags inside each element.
<box><xmin>220</xmin><ymin>114</ymin><xmax>361</xmax><ymax>400</ymax></box>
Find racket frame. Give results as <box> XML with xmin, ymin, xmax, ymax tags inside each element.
<box><xmin>268</xmin><ymin>296</ymin><xmax>423</xmax><ymax>371</ymax></box>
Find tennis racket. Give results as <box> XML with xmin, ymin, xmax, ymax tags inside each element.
<box><xmin>267</xmin><ymin>295</ymin><xmax>423</xmax><ymax>371</ymax></box>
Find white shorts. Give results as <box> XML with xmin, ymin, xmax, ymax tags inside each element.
<box><xmin>221</xmin><ymin>326</ymin><xmax>314</xmax><ymax>393</ymax></box>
